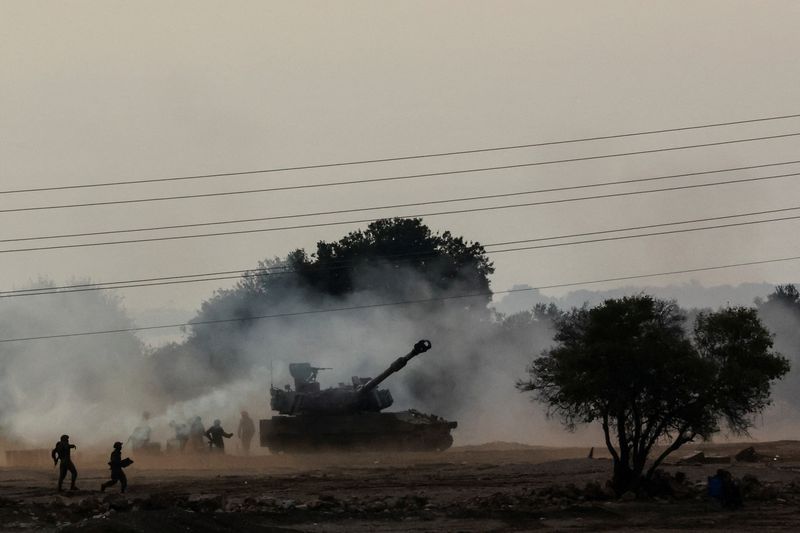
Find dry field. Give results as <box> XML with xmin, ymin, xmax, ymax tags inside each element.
<box><xmin>2</xmin><ymin>441</ymin><xmax>800</xmax><ymax>532</ymax></box>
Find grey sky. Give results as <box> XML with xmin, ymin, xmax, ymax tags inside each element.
<box><xmin>2</xmin><ymin>0</ymin><xmax>800</xmax><ymax>322</ymax></box>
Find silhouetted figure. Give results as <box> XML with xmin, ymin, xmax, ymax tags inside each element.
<box><xmin>205</xmin><ymin>419</ymin><xmax>233</xmax><ymax>452</ymax></box>
<box><xmin>100</xmin><ymin>442</ymin><xmax>133</xmax><ymax>493</ymax></box>
<box><xmin>189</xmin><ymin>416</ymin><xmax>206</xmax><ymax>452</ymax></box>
<box><xmin>237</xmin><ymin>411</ymin><xmax>255</xmax><ymax>454</ymax></box>
<box><xmin>708</xmin><ymin>469</ymin><xmax>743</xmax><ymax>509</ymax></box>
<box><xmin>169</xmin><ymin>420</ymin><xmax>190</xmax><ymax>452</ymax></box>
<box><xmin>51</xmin><ymin>434</ymin><xmax>77</xmax><ymax>491</ymax></box>
<box><xmin>128</xmin><ymin>411</ymin><xmax>152</xmax><ymax>452</ymax></box>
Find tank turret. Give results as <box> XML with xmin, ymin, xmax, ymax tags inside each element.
<box><xmin>261</xmin><ymin>340</ymin><xmax>457</xmax><ymax>452</ymax></box>
<box><xmin>270</xmin><ymin>340</ymin><xmax>432</xmax><ymax>416</ymax></box>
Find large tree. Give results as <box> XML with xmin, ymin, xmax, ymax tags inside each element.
<box><xmin>517</xmin><ymin>295</ymin><xmax>789</xmax><ymax>495</ymax></box>
<box><xmin>154</xmin><ymin>218</ymin><xmax>495</xmax><ymax>393</ymax></box>
<box><xmin>754</xmin><ymin>284</ymin><xmax>800</xmax><ymax>410</ymax></box>
<box><xmin>283</xmin><ymin>217</ymin><xmax>493</xmax><ymax>305</ymax></box>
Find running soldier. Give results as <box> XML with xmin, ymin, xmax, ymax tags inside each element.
<box><xmin>100</xmin><ymin>442</ymin><xmax>133</xmax><ymax>493</ymax></box>
<box><xmin>51</xmin><ymin>434</ymin><xmax>78</xmax><ymax>491</ymax></box>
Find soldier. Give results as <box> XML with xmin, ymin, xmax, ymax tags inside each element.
<box><xmin>51</xmin><ymin>434</ymin><xmax>78</xmax><ymax>491</ymax></box>
<box><xmin>237</xmin><ymin>411</ymin><xmax>255</xmax><ymax>455</ymax></box>
<box><xmin>100</xmin><ymin>442</ymin><xmax>133</xmax><ymax>493</ymax></box>
<box><xmin>188</xmin><ymin>416</ymin><xmax>206</xmax><ymax>452</ymax></box>
<box><xmin>168</xmin><ymin>420</ymin><xmax>190</xmax><ymax>452</ymax></box>
<box><xmin>128</xmin><ymin>411</ymin><xmax>152</xmax><ymax>452</ymax></box>
<box><xmin>205</xmin><ymin>419</ymin><xmax>233</xmax><ymax>452</ymax></box>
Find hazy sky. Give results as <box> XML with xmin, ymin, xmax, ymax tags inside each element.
<box><xmin>3</xmin><ymin>0</ymin><xmax>800</xmax><ymax>325</ymax></box>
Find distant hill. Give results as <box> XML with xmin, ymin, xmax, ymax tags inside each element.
<box><xmin>493</xmin><ymin>281</ymin><xmax>780</xmax><ymax>315</ymax></box>
<box><xmin>450</xmin><ymin>441</ymin><xmax>542</xmax><ymax>452</ymax></box>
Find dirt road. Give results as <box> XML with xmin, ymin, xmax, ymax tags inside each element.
<box><xmin>2</xmin><ymin>442</ymin><xmax>800</xmax><ymax>532</ymax></box>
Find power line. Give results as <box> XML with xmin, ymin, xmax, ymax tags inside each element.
<box><xmin>483</xmin><ymin>205</ymin><xmax>800</xmax><ymax>247</ymax></box>
<box><xmin>0</xmin><ymin>269</ymin><xmax>261</xmax><ymax>296</ymax></box>
<box><xmin>3</xmin><ymin>112</ymin><xmax>800</xmax><ymax>195</ymax></box>
<box><xmin>1</xmin><ymin>254</ymin><xmax>798</xmax><ymax>343</ymax></box>
<box><xmin>1</xmin><ymin>169</ymin><xmax>798</xmax><ymax>255</ymax></box>
<box><xmin>5</xmin><ymin>160</ymin><xmax>800</xmax><ymax>244</ymax></box>
<box><xmin>5</xmin><ymin>204</ymin><xmax>800</xmax><ymax>298</ymax></box>
<box><xmin>3</xmin><ymin>132</ymin><xmax>800</xmax><ymax>215</ymax></box>
<box><xmin>489</xmin><ymin>211</ymin><xmax>800</xmax><ymax>253</ymax></box>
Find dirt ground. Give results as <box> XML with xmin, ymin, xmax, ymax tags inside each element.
<box><xmin>2</xmin><ymin>441</ymin><xmax>800</xmax><ymax>532</ymax></box>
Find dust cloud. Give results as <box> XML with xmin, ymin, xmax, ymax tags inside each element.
<box><xmin>0</xmin><ymin>263</ymin><xmax>589</xmax><ymax>455</ymax></box>
<box><xmin>5</xmin><ymin>269</ymin><xmax>796</xmax><ymax>454</ymax></box>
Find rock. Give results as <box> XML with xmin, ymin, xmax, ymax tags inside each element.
<box><xmin>384</xmin><ymin>496</ymin><xmax>401</xmax><ymax>509</ymax></box>
<box><xmin>186</xmin><ymin>493</ymin><xmax>224</xmax><ymax>512</ymax></box>
<box><xmin>108</xmin><ymin>498</ymin><xmax>133</xmax><ymax>512</ymax></box>
<box><xmin>703</xmin><ymin>455</ymin><xmax>732</xmax><ymax>464</ymax></box>
<box><xmin>620</xmin><ymin>491</ymin><xmax>636</xmax><ymax>502</ymax></box>
<box><xmin>367</xmin><ymin>500</ymin><xmax>387</xmax><ymax>512</ymax></box>
<box><xmin>278</xmin><ymin>499</ymin><xmax>296</xmax><ymax>510</ymax></box>
<box><xmin>735</xmin><ymin>447</ymin><xmax>761</xmax><ymax>462</ymax></box>
<box><xmin>678</xmin><ymin>451</ymin><xmax>705</xmax><ymax>465</ymax></box>
<box><xmin>582</xmin><ymin>481</ymin><xmax>611</xmax><ymax>501</ymax></box>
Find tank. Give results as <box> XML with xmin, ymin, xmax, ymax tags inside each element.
<box><xmin>260</xmin><ymin>340</ymin><xmax>457</xmax><ymax>452</ymax></box>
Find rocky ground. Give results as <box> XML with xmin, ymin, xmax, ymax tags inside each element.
<box><xmin>2</xmin><ymin>442</ymin><xmax>800</xmax><ymax>532</ymax></box>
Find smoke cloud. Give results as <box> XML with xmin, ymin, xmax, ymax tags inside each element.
<box><xmin>0</xmin><ymin>261</ymin><xmax>588</xmax><ymax>455</ymax></box>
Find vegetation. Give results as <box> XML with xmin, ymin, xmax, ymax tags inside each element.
<box><xmin>517</xmin><ymin>295</ymin><xmax>789</xmax><ymax>495</ymax></box>
<box><xmin>756</xmin><ymin>284</ymin><xmax>800</xmax><ymax>408</ymax></box>
<box><xmin>151</xmin><ymin>218</ymin><xmax>495</xmax><ymax>395</ymax></box>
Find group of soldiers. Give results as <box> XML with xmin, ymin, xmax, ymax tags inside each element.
<box><xmin>49</xmin><ymin>411</ymin><xmax>257</xmax><ymax>493</ymax></box>
<box><xmin>51</xmin><ymin>435</ymin><xmax>132</xmax><ymax>493</ymax></box>
<box><xmin>167</xmin><ymin>411</ymin><xmax>256</xmax><ymax>454</ymax></box>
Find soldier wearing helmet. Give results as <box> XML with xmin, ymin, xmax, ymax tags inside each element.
<box><xmin>101</xmin><ymin>441</ymin><xmax>133</xmax><ymax>493</ymax></box>
<box><xmin>205</xmin><ymin>419</ymin><xmax>233</xmax><ymax>452</ymax></box>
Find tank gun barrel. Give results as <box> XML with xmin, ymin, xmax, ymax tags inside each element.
<box><xmin>359</xmin><ymin>340</ymin><xmax>431</xmax><ymax>394</ymax></box>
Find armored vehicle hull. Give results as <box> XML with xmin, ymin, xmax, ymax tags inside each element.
<box><xmin>260</xmin><ymin>340</ymin><xmax>457</xmax><ymax>453</ymax></box>
<box><xmin>260</xmin><ymin>410</ymin><xmax>457</xmax><ymax>453</ymax></box>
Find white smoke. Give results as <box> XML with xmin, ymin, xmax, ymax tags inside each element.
<box><xmin>0</xmin><ymin>267</ymin><xmax>607</xmax><ymax>453</ymax></box>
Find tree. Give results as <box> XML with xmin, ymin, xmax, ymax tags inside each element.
<box><xmin>759</xmin><ymin>284</ymin><xmax>800</xmax><ymax>308</ymax></box>
<box><xmin>286</xmin><ymin>217</ymin><xmax>493</xmax><ymax>306</ymax></box>
<box><xmin>155</xmin><ymin>218</ymin><xmax>495</xmax><ymax>389</ymax></box>
<box><xmin>755</xmin><ymin>284</ymin><xmax>800</xmax><ymax>407</ymax></box>
<box><xmin>517</xmin><ymin>295</ymin><xmax>789</xmax><ymax>495</ymax></box>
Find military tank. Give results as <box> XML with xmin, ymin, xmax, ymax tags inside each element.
<box><xmin>260</xmin><ymin>340</ymin><xmax>457</xmax><ymax>452</ymax></box>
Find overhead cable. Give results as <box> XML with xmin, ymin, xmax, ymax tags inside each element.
<box><xmin>2</xmin><ymin>133</ymin><xmax>800</xmax><ymax>214</ymax></box>
<box><xmin>5</xmin><ymin>204</ymin><xmax>800</xmax><ymax>298</ymax></box>
<box><xmin>4</xmin><ymin>159</ymin><xmax>800</xmax><ymax>244</ymax></box>
<box><xmin>2</xmin><ymin>112</ymin><xmax>800</xmax><ymax>195</ymax></box>
<box><xmin>2</xmin><ymin>254</ymin><xmax>800</xmax><ymax>343</ymax></box>
<box><xmin>1</xmin><ymin>169</ymin><xmax>799</xmax><ymax>254</ymax></box>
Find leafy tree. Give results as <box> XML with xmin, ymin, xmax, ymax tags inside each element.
<box><xmin>759</xmin><ymin>284</ymin><xmax>800</xmax><ymax>308</ymax></box>
<box><xmin>154</xmin><ymin>218</ymin><xmax>495</xmax><ymax>390</ymax></box>
<box><xmin>756</xmin><ymin>284</ymin><xmax>800</xmax><ymax>405</ymax></box>
<box><xmin>517</xmin><ymin>295</ymin><xmax>789</xmax><ymax>495</ymax></box>
<box><xmin>285</xmin><ymin>218</ymin><xmax>493</xmax><ymax>305</ymax></box>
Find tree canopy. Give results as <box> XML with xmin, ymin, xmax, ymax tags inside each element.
<box><xmin>517</xmin><ymin>295</ymin><xmax>789</xmax><ymax>495</ymax></box>
<box><xmin>756</xmin><ymin>284</ymin><xmax>800</xmax><ymax>407</ymax></box>
<box><xmin>273</xmin><ymin>218</ymin><xmax>492</xmax><ymax>302</ymax></box>
<box><xmin>153</xmin><ymin>218</ymin><xmax>495</xmax><ymax>393</ymax></box>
